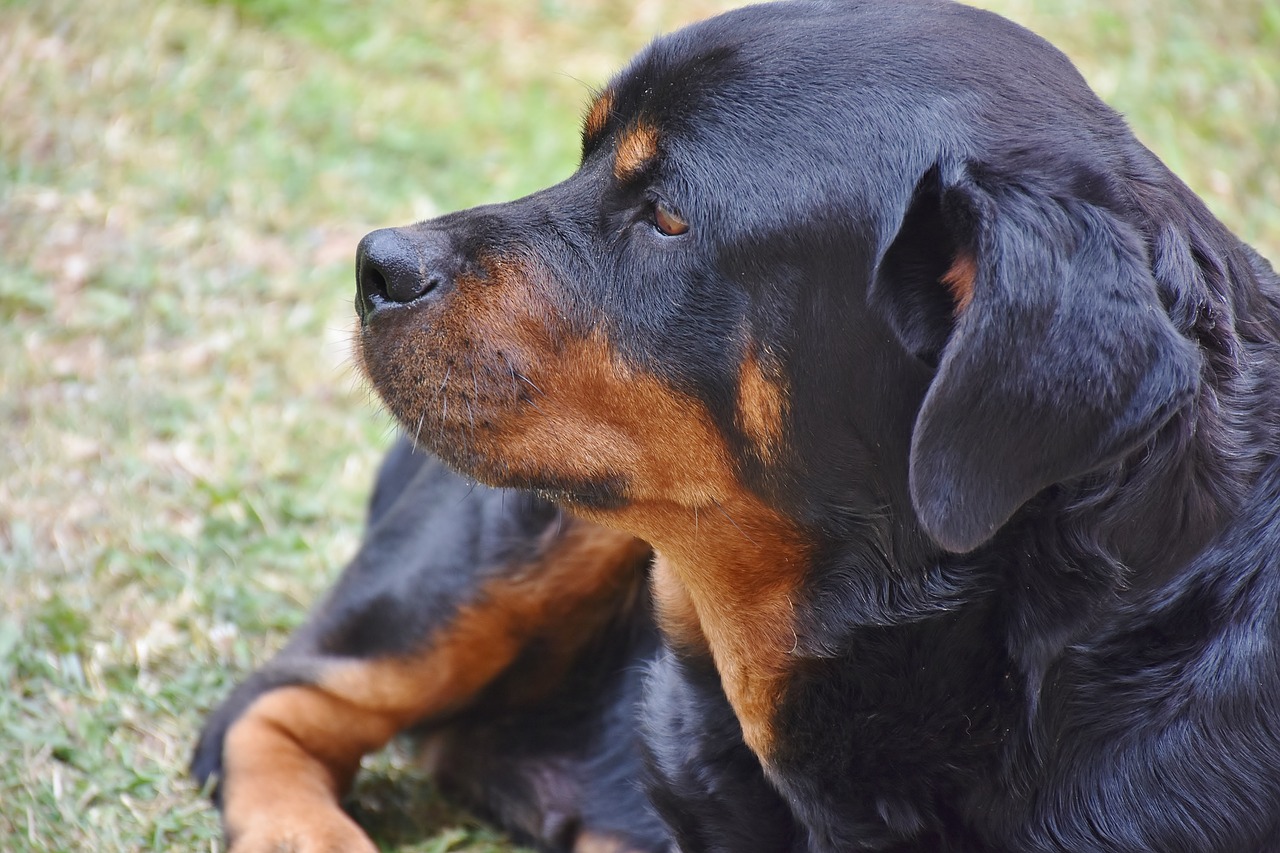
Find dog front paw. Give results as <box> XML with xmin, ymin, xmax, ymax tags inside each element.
<box><xmin>227</xmin><ymin>808</ymin><xmax>379</xmax><ymax>853</ymax></box>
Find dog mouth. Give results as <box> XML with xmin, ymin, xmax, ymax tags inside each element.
<box><xmin>355</xmin><ymin>294</ymin><xmax>747</xmax><ymax>519</ymax></box>
<box><xmin>356</xmin><ymin>299</ymin><xmax>550</xmax><ymax>479</ymax></box>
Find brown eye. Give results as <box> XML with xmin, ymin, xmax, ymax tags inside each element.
<box><xmin>653</xmin><ymin>202</ymin><xmax>689</xmax><ymax>236</ymax></box>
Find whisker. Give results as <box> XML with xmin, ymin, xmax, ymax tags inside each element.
<box><xmin>432</xmin><ymin>366</ymin><xmax>454</xmax><ymax>445</ymax></box>
<box><xmin>513</xmin><ymin>371</ymin><xmax>546</xmax><ymax>397</ymax></box>
<box><xmin>413</xmin><ymin>410</ymin><xmax>426</xmax><ymax>446</ymax></box>
<box><xmin>506</xmin><ymin>359</ymin><xmax>546</xmax><ymax>413</ymax></box>
<box><xmin>710</xmin><ymin>498</ymin><xmax>757</xmax><ymax>546</ymax></box>
<box><xmin>502</xmin><ymin>356</ymin><xmax>519</xmax><ymax>391</ymax></box>
<box><xmin>432</xmin><ymin>365</ymin><xmax>453</xmax><ymax>404</ymax></box>
<box><xmin>462</xmin><ymin>397</ymin><xmax>477</xmax><ymax>462</ymax></box>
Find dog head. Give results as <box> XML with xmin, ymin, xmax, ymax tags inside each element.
<box><xmin>355</xmin><ymin>1</ymin><xmax>1199</xmax><ymax>557</ymax></box>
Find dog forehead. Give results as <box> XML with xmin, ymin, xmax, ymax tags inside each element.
<box><xmin>609</xmin><ymin>4</ymin><xmax>909</xmax><ymax>114</ymax></box>
<box><xmin>593</xmin><ymin>5</ymin><xmax>948</xmax><ymax>206</ymax></box>
<box><xmin>604</xmin><ymin>0</ymin><xmax>1091</xmax><ymax>149</ymax></box>
<box><xmin>589</xmin><ymin>0</ymin><xmax>1117</xmax><ymax>247</ymax></box>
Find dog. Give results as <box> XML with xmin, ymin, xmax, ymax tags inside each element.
<box><xmin>193</xmin><ymin>1</ymin><xmax>1280</xmax><ymax>850</ymax></box>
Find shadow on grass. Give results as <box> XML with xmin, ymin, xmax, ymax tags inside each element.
<box><xmin>346</xmin><ymin>743</ymin><xmax>531</xmax><ymax>853</ymax></box>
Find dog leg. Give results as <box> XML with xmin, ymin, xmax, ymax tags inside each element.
<box><xmin>194</xmin><ymin>440</ymin><xmax>652</xmax><ymax>852</ymax></box>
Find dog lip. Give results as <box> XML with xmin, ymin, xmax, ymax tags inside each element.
<box><xmin>356</xmin><ymin>291</ymin><xmax>401</xmax><ymax>325</ymax></box>
<box><xmin>355</xmin><ymin>290</ymin><xmax>379</xmax><ymax>323</ymax></box>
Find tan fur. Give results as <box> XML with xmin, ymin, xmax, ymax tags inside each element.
<box><xmin>614</xmin><ymin>122</ymin><xmax>660</xmax><ymax>181</ymax></box>
<box><xmin>942</xmin><ymin>251</ymin><xmax>978</xmax><ymax>312</ymax></box>
<box><xmin>574</xmin><ymin>830</ymin><xmax>646</xmax><ymax>853</ymax></box>
<box><xmin>650</xmin><ymin>555</ymin><xmax>709</xmax><ymax>655</ymax></box>
<box><xmin>221</xmin><ymin>686</ymin><xmax>383</xmax><ymax>853</ymax></box>
<box><xmin>736</xmin><ymin>346</ymin><xmax>789</xmax><ymax>464</ymax></box>
<box><xmin>606</xmin><ymin>506</ymin><xmax>805</xmax><ymax>760</ymax></box>
<box><xmin>584</xmin><ymin>90</ymin><xmax>614</xmax><ymax>144</ymax></box>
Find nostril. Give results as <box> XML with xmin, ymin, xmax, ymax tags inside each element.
<box><xmin>359</xmin><ymin>263</ymin><xmax>389</xmax><ymax>302</ymax></box>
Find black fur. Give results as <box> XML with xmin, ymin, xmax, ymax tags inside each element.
<box><xmin>198</xmin><ymin>2</ymin><xmax>1280</xmax><ymax>851</ymax></box>
<box><xmin>641</xmin><ymin>652</ymin><xmax>800</xmax><ymax>853</ymax></box>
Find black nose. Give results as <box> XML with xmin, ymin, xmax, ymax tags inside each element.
<box><xmin>355</xmin><ymin>228</ymin><xmax>456</xmax><ymax>319</ymax></box>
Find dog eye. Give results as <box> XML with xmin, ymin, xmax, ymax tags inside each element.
<box><xmin>653</xmin><ymin>202</ymin><xmax>689</xmax><ymax>237</ymax></box>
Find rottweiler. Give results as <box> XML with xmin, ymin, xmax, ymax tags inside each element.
<box><xmin>194</xmin><ymin>1</ymin><xmax>1280</xmax><ymax>851</ymax></box>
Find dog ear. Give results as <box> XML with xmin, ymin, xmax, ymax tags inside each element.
<box><xmin>872</xmin><ymin>163</ymin><xmax>1200</xmax><ymax>553</ymax></box>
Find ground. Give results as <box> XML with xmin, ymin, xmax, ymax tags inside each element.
<box><xmin>1</xmin><ymin>0</ymin><xmax>1277</xmax><ymax>850</ymax></box>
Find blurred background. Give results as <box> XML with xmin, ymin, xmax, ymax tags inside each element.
<box><xmin>1</xmin><ymin>0</ymin><xmax>1276</xmax><ymax>849</ymax></box>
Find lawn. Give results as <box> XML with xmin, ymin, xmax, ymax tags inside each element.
<box><xmin>1</xmin><ymin>0</ymin><xmax>1276</xmax><ymax>850</ymax></box>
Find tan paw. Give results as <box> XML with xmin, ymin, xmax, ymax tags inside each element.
<box><xmin>227</xmin><ymin>808</ymin><xmax>378</xmax><ymax>853</ymax></box>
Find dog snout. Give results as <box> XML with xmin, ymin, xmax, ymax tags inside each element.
<box><xmin>355</xmin><ymin>227</ymin><xmax>457</xmax><ymax>319</ymax></box>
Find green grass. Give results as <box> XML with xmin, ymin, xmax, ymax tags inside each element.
<box><xmin>1</xmin><ymin>0</ymin><xmax>1276</xmax><ymax>850</ymax></box>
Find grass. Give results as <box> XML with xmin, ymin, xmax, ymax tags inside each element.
<box><xmin>0</xmin><ymin>0</ymin><xmax>1276</xmax><ymax>850</ymax></box>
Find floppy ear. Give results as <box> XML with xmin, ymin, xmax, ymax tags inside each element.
<box><xmin>872</xmin><ymin>163</ymin><xmax>1200</xmax><ymax>553</ymax></box>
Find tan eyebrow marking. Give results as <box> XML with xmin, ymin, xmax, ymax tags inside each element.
<box><xmin>613</xmin><ymin>122</ymin><xmax>660</xmax><ymax>181</ymax></box>
<box><xmin>584</xmin><ymin>89</ymin><xmax>613</xmax><ymax>143</ymax></box>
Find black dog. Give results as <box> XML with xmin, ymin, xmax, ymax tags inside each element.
<box><xmin>194</xmin><ymin>2</ymin><xmax>1280</xmax><ymax>850</ymax></box>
